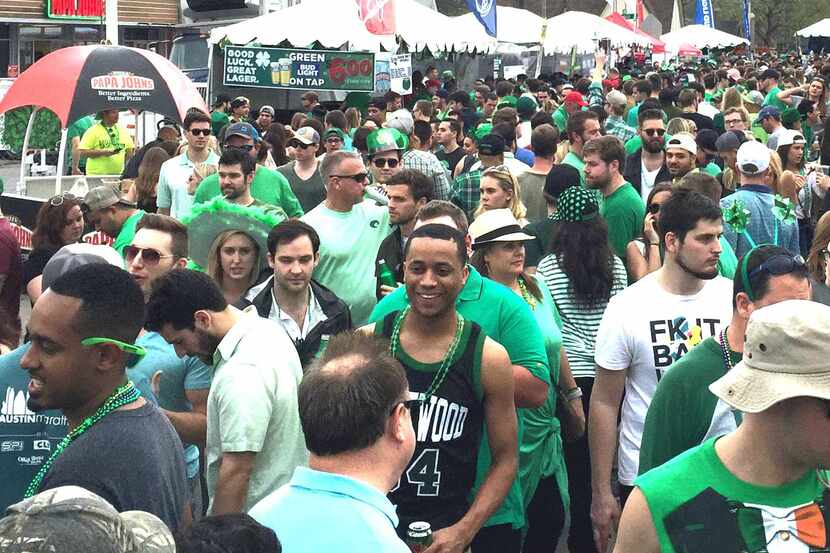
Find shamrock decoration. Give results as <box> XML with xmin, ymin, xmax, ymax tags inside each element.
<box><xmin>255</xmin><ymin>51</ymin><xmax>272</xmax><ymax>68</ymax></box>
<box><xmin>722</xmin><ymin>200</ymin><xmax>751</xmax><ymax>234</ymax></box>
<box><xmin>772</xmin><ymin>195</ymin><xmax>796</xmax><ymax>224</ymax></box>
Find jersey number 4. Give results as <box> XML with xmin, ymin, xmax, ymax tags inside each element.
<box><xmin>392</xmin><ymin>448</ymin><xmax>442</xmax><ymax>497</ymax></box>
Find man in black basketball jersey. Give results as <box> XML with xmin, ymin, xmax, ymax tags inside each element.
<box><xmin>362</xmin><ymin>224</ymin><xmax>518</xmax><ymax>553</ymax></box>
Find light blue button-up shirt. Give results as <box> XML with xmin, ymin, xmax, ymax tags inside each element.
<box><xmin>250</xmin><ymin>466</ymin><xmax>410</xmax><ymax>552</ymax></box>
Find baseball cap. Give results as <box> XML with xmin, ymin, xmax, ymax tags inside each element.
<box><xmin>709</xmin><ymin>300</ymin><xmax>830</xmax><ymax>413</ymax></box>
<box><xmin>695</xmin><ymin>129</ymin><xmax>719</xmax><ymax>153</ymax></box>
<box><xmin>605</xmin><ymin>90</ymin><xmax>627</xmax><ymax>109</ymax></box>
<box><xmin>563</xmin><ymin>91</ymin><xmax>588</xmax><ymax>107</ymax></box>
<box><xmin>0</xmin><ymin>486</ymin><xmax>175</xmax><ymax>553</ymax></box>
<box><xmin>385</xmin><ymin>109</ymin><xmax>414</xmax><ymax>135</ymax></box>
<box><xmin>516</xmin><ymin>96</ymin><xmax>537</xmax><ymax>119</ymax></box>
<box><xmin>777</xmin><ymin>129</ymin><xmax>806</xmax><ymax>148</ymax></box>
<box><xmin>477</xmin><ymin>134</ymin><xmax>506</xmax><ymax>157</ymax></box>
<box><xmin>42</xmin><ymin>243</ymin><xmax>124</xmax><ymax>291</ymax></box>
<box><xmin>727</xmin><ymin>68</ymin><xmax>742</xmax><ymax>82</ymax></box>
<box><xmin>736</xmin><ymin>140</ymin><xmax>772</xmax><ymax>174</ymax></box>
<box><xmin>552</xmin><ymin>186</ymin><xmax>599</xmax><ymax>222</ymax></box>
<box><xmin>756</xmin><ymin>105</ymin><xmax>781</xmax><ymax>121</ymax></box>
<box><xmin>83</xmin><ymin>185</ymin><xmax>136</xmax><ymax>213</ymax></box>
<box><xmin>292</xmin><ymin>126</ymin><xmax>320</xmax><ymax>145</ymax></box>
<box><xmin>715</xmin><ymin>130</ymin><xmax>748</xmax><ymax>152</ymax></box>
<box><xmin>324</xmin><ymin>127</ymin><xmax>346</xmax><ymax>141</ymax></box>
<box><xmin>759</xmin><ymin>68</ymin><xmax>780</xmax><ymax>81</ymax></box>
<box><xmin>469</xmin><ymin>209</ymin><xmax>534</xmax><ymax>250</ymax></box>
<box><xmin>665</xmin><ymin>132</ymin><xmax>698</xmax><ymax>156</ymax></box>
<box><xmin>781</xmin><ymin>107</ymin><xmax>800</xmax><ymax>126</ymax></box>
<box><xmin>230</xmin><ymin>96</ymin><xmax>249</xmax><ymax>109</ymax></box>
<box><xmin>224</xmin><ymin>122</ymin><xmax>260</xmax><ymax>142</ymax></box>
<box><xmin>367</xmin><ymin>128</ymin><xmax>408</xmax><ymax>155</ymax></box>
<box><xmin>258</xmin><ymin>105</ymin><xmax>275</xmax><ymax>117</ymax></box>
<box><xmin>544</xmin><ymin>164</ymin><xmax>581</xmax><ymax>199</ymax></box>
<box><xmin>473</xmin><ymin>123</ymin><xmax>494</xmax><ymax>145</ymax></box>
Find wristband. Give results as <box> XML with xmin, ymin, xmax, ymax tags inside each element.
<box><xmin>562</xmin><ymin>386</ymin><xmax>583</xmax><ymax>401</ymax></box>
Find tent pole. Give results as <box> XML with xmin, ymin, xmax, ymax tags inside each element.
<box><xmin>55</xmin><ymin>127</ymin><xmax>68</xmax><ymax>196</ymax></box>
<box><xmin>18</xmin><ymin>107</ymin><xmax>39</xmax><ymax>195</ymax></box>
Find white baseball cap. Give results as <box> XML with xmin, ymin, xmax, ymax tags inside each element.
<box><xmin>665</xmin><ymin>132</ymin><xmax>697</xmax><ymax>156</ymax></box>
<box><xmin>736</xmin><ymin>140</ymin><xmax>771</xmax><ymax>175</ymax></box>
<box><xmin>777</xmin><ymin>129</ymin><xmax>807</xmax><ymax>148</ymax></box>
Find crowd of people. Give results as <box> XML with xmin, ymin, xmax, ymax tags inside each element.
<box><xmin>1</xmin><ymin>48</ymin><xmax>830</xmax><ymax>553</ymax></box>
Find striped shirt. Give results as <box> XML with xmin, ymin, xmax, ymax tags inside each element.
<box><xmin>536</xmin><ymin>253</ymin><xmax>628</xmax><ymax>379</ymax></box>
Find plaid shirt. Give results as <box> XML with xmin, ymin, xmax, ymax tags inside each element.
<box><xmin>402</xmin><ymin>149</ymin><xmax>450</xmax><ymax>201</ymax></box>
<box><xmin>605</xmin><ymin>115</ymin><xmax>638</xmax><ymax>143</ymax></box>
<box><xmin>450</xmin><ymin>169</ymin><xmax>481</xmax><ymax>220</ymax></box>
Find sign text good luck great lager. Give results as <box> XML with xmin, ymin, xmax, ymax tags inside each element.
<box><xmin>223</xmin><ymin>46</ymin><xmax>375</xmax><ymax>92</ymax></box>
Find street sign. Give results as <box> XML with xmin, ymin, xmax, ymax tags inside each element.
<box><xmin>223</xmin><ymin>46</ymin><xmax>375</xmax><ymax>92</ymax></box>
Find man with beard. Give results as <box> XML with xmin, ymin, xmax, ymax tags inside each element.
<box><xmin>146</xmin><ymin>268</ymin><xmax>308</xmax><ymax>515</ymax></box>
<box><xmin>218</xmin><ymin>149</ymin><xmax>287</xmax><ymax>219</ymax></box>
<box><xmin>363</xmin><ymin>224</ymin><xmax>518</xmax><ymax>553</ymax></box>
<box><xmin>665</xmin><ymin>133</ymin><xmax>699</xmax><ymax>184</ymax></box>
<box><xmin>22</xmin><ymin>264</ymin><xmax>189</xmax><ymax>530</ymax></box>
<box><xmin>589</xmin><ymin>190</ymin><xmax>733</xmax><ymax>553</ymax></box>
<box><xmin>375</xmin><ymin>169</ymin><xmax>433</xmax><ymax>298</ymax></box>
<box><xmin>584</xmin><ymin>136</ymin><xmax>645</xmax><ymax>260</ymax></box>
<box><xmin>624</xmin><ymin>109</ymin><xmax>671</xmax><ymax>201</ymax></box>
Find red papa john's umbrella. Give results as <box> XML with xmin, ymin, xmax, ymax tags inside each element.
<box><xmin>0</xmin><ymin>44</ymin><xmax>208</xmax><ymax>126</ymax></box>
<box><xmin>605</xmin><ymin>12</ymin><xmax>665</xmax><ymax>54</ymax></box>
<box><xmin>677</xmin><ymin>43</ymin><xmax>703</xmax><ymax>57</ymax></box>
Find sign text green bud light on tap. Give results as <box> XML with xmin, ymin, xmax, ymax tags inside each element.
<box><xmin>223</xmin><ymin>46</ymin><xmax>375</xmax><ymax>92</ymax></box>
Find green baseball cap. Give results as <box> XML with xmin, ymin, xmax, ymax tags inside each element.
<box><xmin>473</xmin><ymin>123</ymin><xmax>494</xmax><ymax>145</ymax></box>
<box><xmin>367</xmin><ymin>128</ymin><xmax>408</xmax><ymax>155</ymax></box>
<box><xmin>552</xmin><ymin>186</ymin><xmax>599</xmax><ymax>222</ymax></box>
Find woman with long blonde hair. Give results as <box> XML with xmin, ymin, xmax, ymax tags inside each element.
<box><xmin>475</xmin><ymin>165</ymin><xmax>528</xmax><ymax>225</ymax></box>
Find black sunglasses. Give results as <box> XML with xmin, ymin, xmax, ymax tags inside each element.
<box><xmin>289</xmin><ymin>141</ymin><xmax>315</xmax><ymax>149</ymax></box>
<box><xmin>49</xmin><ymin>192</ymin><xmax>78</xmax><ymax>207</ymax></box>
<box><xmin>332</xmin><ymin>173</ymin><xmax>368</xmax><ymax>183</ymax></box>
<box><xmin>741</xmin><ymin>252</ymin><xmax>806</xmax><ymax>301</ymax></box>
<box><xmin>644</xmin><ymin>128</ymin><xmax>666</xmax><ymax>137</ymax></box>
<box><xmin>224</xmin><ymin>143</ymin><xmax>254</xmax><ymax>153</ymax></box>
<box><xmin>647</xmin><ymin>203</ymin><xmax>661</xmax><ymax>214</ymax></box>
<box><xmin>372</xmin><ymin>158</ymin><xmax>400</xmax><ymax>168</ymax></box>
<box><xmin>391</xmin><ymin>398</ymin><xmax>422</xmax><ymax>415</ymax></box>
<box><xmin>189</xmin><ymin>128</ymin><xmax>211</xmax><ymax>136</ymax></box>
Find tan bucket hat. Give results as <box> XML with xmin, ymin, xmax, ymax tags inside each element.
<box><xmin>709</xmin><ymin>299</ymin><xmax>830</xmax><ymax>413</ymax></box>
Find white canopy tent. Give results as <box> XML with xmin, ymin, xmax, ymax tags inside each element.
<box><xmin>209</xmin><ymin>0</ymin><xmax>494</xmax><ymax>53</ymax></box>
<box><xmin>454</xmin><ymin>7</ymin><xmax>545</xmax><ymax>46</ymax></box>
<box><xmin>660</xmin><ymin>25</ymin><xmax>749</xmax><ymax>50</ymax></box>
<box><xmin>796</xmin><ymin>19</ymin><xmax>830</xmax><ymax>38</ymax></box>
<box><xmin>542</xmin><ymin>11</ymin><xmax>654</xmax><ymax>54</ymax></box>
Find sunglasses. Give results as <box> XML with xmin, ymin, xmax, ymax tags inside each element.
<box><xmin>331</xmin><ymin>172</ymin><xmax>369</xmax><ymax>183</ymax></box>
<box><xmin>189</xmin><ymin>128</ymin><xmax>211</xmax><ymax>136</ymax></box>
<box><xmin>49</xmin><ymin>192</ymin><xmax>78</xmax><ymax>207</ymax></box>
<box><xmin>81</xmin><ymin>337</ymin><xmax>147</xmax><ymax>368</ymax></box>
<box><xmin>124</xmin><ymin>245</ymin><xmax>175</xmax><ymax>266</ymax></box>
<box><xmin>224</xmin><ymin>143</ymin><xmax>254</xmax><ymax>153</ymax></box>
<box><xmin>372</xmin><ymin>158</ymin><xmax>399</xmax><ymax>169</ymax></box>
<box><xmin>647</xmin><ymin>203</ymin><xmax>661</xmax><ymax>214</ymax></box>
<box><xmin>740</xmin><ymin>251</ymin><xmax>806</xmax><ymax>301</ymax></box>
<box><xmin>643</xmin><ymin>128</ymin><xmax>666</xmax><ymax>137</ymax></box>
<box><xmin>391</xmin><ymin>398</ymin><xmax>423</xmax><ymax>415</ymax></box>
<box><xmin>289</xmin><ymin>141</ymin><xmax>315</xmax><ymax>149</ymax></box>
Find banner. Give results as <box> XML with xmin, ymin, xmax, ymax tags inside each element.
<box><xmin>636</xmin><ymin>0</ymin><xmax>644</xmax><ymax>28</ymax></box>
<box><xmin>742</xmin><ymin>0</ymin><xmax>752</xmax><ymax>41</ymax></box>
<box><xmin>357</xmin><ymin>0</ymin><xmax>396</xmax><ymax>35</ymax></box>
<box><xmin>389</xmin><ymin>53</ymin><xmax>412</xmax><ymax>95</ymax></box>
<box><xmin>465</xmin><ymin>0</ymin><xmax>497</xmax><ymax>38</ymax></box>
<box><xmin>223</xmin><ymin>47</ymin><xmax>375</xmax><ymax>92</ymax></box>
<box><xmin>694</xmin><ymin>0</ymin><xmax>715</xmax><ymax>28</ymax></box>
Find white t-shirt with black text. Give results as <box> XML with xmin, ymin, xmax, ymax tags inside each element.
<box><xmin>594</xmin><ymin>271</ymin><xmax>732</xmax><ymax>484</ymax></box>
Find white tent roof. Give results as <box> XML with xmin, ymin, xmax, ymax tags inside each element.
<box><xmin>796</xmin><ymin>19</ymin><xmax>830</xmax><ymax>38</ymax></box>
<box><xmin>453</xmin><ymin>7</ymin><xmax>545</xmax><ymax>45</ymax></box>
<box><xmin>209</xmin><ymin>0</ymin><xmax>494</xmax><ymax>53</ymax></box>
<box><xmin>660</xmin><ymin>25</ymin><xmax>749</xmax><ymax>49</ymax></box>
<box><xmin>542</xmin><ymin>11</ymin><xmax>654</xmax><ymax>54</ymax></box>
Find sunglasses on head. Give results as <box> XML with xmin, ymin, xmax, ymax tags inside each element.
<box><xmin>189</xmin><ymin>128</ymin><xmax>211</xmax><ymax>136</ymax></box>
<box><xmin>372</xmin><ymin>158</ymin><xmax>399</xmax><ymax>169</ymax></box>
<box><xmin>739</xmin><ymin>248</ymin><xmax>806</xmax><ymax>301</ymax></box>
<box><xmin>49</xmin><ymin>192</ymin><xmax>78</xmax><ymax>207</ymax></box>
<box><xmin>124</xmin><ymin>245</ymin><xmax>174</xmax><ymax>266</ymax></box>
<box><xmin>644</xmin><ymin>128</ymin><xmax>666</xmax><ymax>137</ymax></box>
<box><xmin>81</xmin><ymin>337</ymin><xmax>147</xmax><ymax>368</ymax></box>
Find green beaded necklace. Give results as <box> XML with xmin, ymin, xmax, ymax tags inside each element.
<box><xmin>389</xmin><ymin>305</ymin><xmax>465</xmax><ymax>402</ymax></box>
<box><xmin>517</xmin><ymin>276</ymin><xmax>537</xmax><ymax>310</ymax></box>
<box><xmin>24</xmin><ymin>381</ymin><xmax>140</xmax><ymax>498</ymax></box>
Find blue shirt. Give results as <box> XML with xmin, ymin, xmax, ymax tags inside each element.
<box><xmin>719</xmin><ymin>184</ymin><xmax>800</xmax><ymax>259</ymax></box>
<box><xmin>129</xmin><ymin>332</ymin><xmax>212</xmax><ymax>479</ymax></box>
<box><xmin>250</xmin><ymin>466</ymin><xmax>409</xmax><ymax>552</ymax></box>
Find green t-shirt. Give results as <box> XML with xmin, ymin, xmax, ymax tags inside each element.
<box><xmin>639</xmin><ymin>337</ymin><xmax>742</xmax><ymax>475</ymax></box>
<box><xmin>66</xmin><ymin>115</ymin><xmax>95</xmax><ymax>172</ymax></box>
<box><xmin>552</xmin><ymin>105</ymin><xmax>568</xmax><ymax>133</ymax></box>
<box><xmin>763</xmin><ymin>86</ymin><xmax>788</xmax><ymax>111</ymax></box>
<box><xmin>636</xmin><ymin>438</ymin><xmax>829</xmax><ymax>553</ymax></box>
<box><xmin>600</xmin><ymin>182</ymin><xmax>645</xmax><ymax>260</ymax></box>
<box><xmin>561</xmin><ymin>151</ymin><xmax>586</xmax><ymax>188</ymax></box>
<box><xmin>211</xmin><ymin>110</ymin><xmax>229</xmax><ymax>137</ymax></box>
<box><xmin>114</xmin><ymin>210</ymin><xmax>146</xmax><ymax>257</ymax></box>
<box><xmin>518</xmin><ymin>275</ymin><xmax>569</xmax><ymax>514</ymax></box>
<box><xmin>370</xmin><ymin>266</ymin><xmax>550</xmax><ymax>529</ymax></box>
<box><xmin>79</xmin><ymin>122</ymin><xmax>135</xmax><ymax>175</ymax></box>
<box><xmin>302</xmin><ymin>200</ymin><xmax>391</xmax><ymax>326</ymax></box>
<box><xmin>194</xmin><ymin>165</ymin><xmax>304</xmax><ymax>218</ymax></box>
<box><xmin>626</xmin><ymin>102</ymin><xmax>641</xmax><ymax>128</ymax></box>
<box><xmin>702</xmin><ymin>162</ymin><xmax>722</xmax><ymax>177</ymax></box>
<box><xmin>718</xmin><ymin>236</ymin><xmax>738</xmax><ymax>280</ymax></box>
